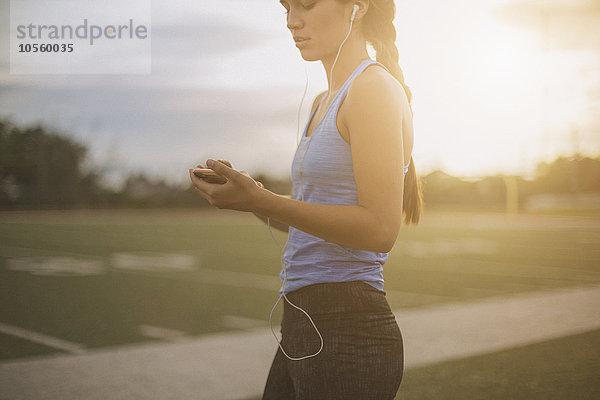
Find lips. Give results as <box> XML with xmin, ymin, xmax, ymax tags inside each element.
<box><xmin>294</xmin><ymin>36</ymin><xmax>310</xmax><ymax>48</ymax></box>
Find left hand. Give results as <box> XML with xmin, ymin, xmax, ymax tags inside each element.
<box><xmin>189</xmin><ymin>159</ymin><xmax>264</xmax><ymax>212</ymax></box>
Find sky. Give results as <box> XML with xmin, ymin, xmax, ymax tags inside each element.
<box><xmin>1</xmin><ymin>0</ymin><xmax>599</xmax><ymax>188</ymax></box>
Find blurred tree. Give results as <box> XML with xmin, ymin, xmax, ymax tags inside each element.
<box><xmin>0</xmin><ymin>118</ymin><xmax>103</xmax><ymax>208</ymax></box>
<box><xmin>421</xmin><ymin>170</ymin><xmax>478</xmax><ymax>206</ymax></box>
<box><xmin>253</xmin><ymin>173</ymin><xmax>292</xmax><ymax>196</ymax></box>
<box><xmin>535</xmin><ymin>156</ymin><xmax>600</xmax><ymax>193</ymax></box>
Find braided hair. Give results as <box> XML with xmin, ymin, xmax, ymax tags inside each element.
<box><xmin>339</xmin><ymin>0</ymin><xmax>423</xmax><ymax>224</ymax></box>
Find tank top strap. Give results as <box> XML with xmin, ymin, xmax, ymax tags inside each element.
<box><xmin>326</xmin><ymin>59</ymin><xmax>412</xmax><ymax>175</ymax></box>
<box><xmin>329</xmin><ymin>59</ymin><xmax>389</xmax><ymax>112</ymax></box>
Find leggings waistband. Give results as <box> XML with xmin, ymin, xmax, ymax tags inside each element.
<box><xmin>283</xmin><ymin>280</ymin><xmax>390</xmax><ymax>320</ymax></box>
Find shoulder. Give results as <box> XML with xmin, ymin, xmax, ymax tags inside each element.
<box><xmin>343</xmin><ymin>64</ymin><xmax>411</xmax><ymax>122</ymax></box>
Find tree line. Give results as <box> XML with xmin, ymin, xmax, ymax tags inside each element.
<box><xmin>1</xmin><ymin>118</ymin><xmax>599</xmax><ymax>211</ymax></box>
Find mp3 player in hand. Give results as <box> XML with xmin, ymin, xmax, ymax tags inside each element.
<box><xmin>192</xmin><ymin>168</ymin><xmax>227</xmax><ymax>184</ymax></box>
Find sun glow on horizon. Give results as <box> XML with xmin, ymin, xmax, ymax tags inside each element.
<box><xmin>396</xmin><ymin>0</ymin><xmax>597</xmax><ymax>178</ymax></box>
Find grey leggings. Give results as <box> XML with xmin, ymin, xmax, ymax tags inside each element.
<box><xmin>262</xmin><ymin>280</ymin><xmax>403</xmax><ymax>400</ymax></box>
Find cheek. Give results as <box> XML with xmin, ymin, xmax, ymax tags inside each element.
<box><xmin>322</xmin><ymin>23</ymin><xmax>347</xmax><ymax>52</ymax></box>
<box><xmin>311</xmin><ymin>16</ymin><xmax>341</xmax><ymax>42</ymax></box>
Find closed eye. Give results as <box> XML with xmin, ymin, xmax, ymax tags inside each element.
<box><xmin>280</xmin><ymin>1</ymin><xmax>316</xmax><ymax>14</ymax></box>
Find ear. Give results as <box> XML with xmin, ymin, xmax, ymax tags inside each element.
<box><xmin>352</xmin><ymin>0</ymin><xmax>369</xmax><ymax>21</ymax></box>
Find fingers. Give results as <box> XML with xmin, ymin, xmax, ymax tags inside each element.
<box><xmin>191</xmin><ymin>159</ymin><xmax>255</xmax><ymax>192</ymax></box>
<box><xmin>195</xmin><ymin>159</ymin><xmax>230</xmax><ymax>169</ymax></box>
<box><xmin>189</xmin><ymin>169</ymin><xmax>215</xmax><ymax>193</ymax></box>
<box><xmin>189</xmin><ymin>159</ymin><xmax>261</xmax><ymax>211</ymax></box>
<box><xmin>206</xmin><ymin>158</ymin><xmax>236</xmax><ymax>179</ymax></box>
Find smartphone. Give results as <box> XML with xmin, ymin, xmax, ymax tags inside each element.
<box><xmin>192</xmin><ymin>168</ymin><xmax>227</xmax><ymax>184</ymax></box>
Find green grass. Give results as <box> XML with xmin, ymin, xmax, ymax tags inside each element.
<box><xmin>397</xmin><ymin>329</ymin><xmax>600</xmax><ymax>400</ymax></box>
<box><xmin>0</xmin><ymin>208</ymin><xmax>598</xmax><ymax>362</ymax></box>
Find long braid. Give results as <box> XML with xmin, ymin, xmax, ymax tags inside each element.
<box><xmin>358</xmin><ymin>0</ymin><xmax>423</xmax><ymax>224</ymax></box>
<box><xmin>363</xmin><ymin>0</ymin><xmax>413</xmax><ymax>114</ymax></box>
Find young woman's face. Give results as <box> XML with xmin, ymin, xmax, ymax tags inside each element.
<box><xmin>279</xmin><ymin>0</ymin><xmax>353</xmax><ymax>62</ymax></box>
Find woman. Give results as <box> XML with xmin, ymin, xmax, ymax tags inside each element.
<box><xmin>189</xmin><ymin>0</ymin><xmax>422</xmax><ymax>398</ymax></box>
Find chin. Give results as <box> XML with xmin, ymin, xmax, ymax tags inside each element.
<box><xmin>298</xmin><ymin>50</ymin><xmax>321</xmax><ymax>62</ymax></box>
<box><xmin>300</xmin><ymin>55</ymin><xmax>320</xmax><ymax>62</ymax></box>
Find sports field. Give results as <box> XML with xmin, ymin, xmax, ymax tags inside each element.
<box><xmin>1</xmin><ymin>208</ymin><xmax>599</xmax><ymax>399</ymax></box>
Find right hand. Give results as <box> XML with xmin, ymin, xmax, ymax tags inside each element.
<box><xmin>196</xmin><ymin>159</ymin><xmax>263</xmax><ymax>188</ymax></box>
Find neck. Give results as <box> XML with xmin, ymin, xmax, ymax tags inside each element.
<box><xmin>321</xmin><ymin>34</ymin><xmax>370</xmax><ymax>93</ymax></box>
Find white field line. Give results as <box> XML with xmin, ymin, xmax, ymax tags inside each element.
<box><xmin>221</xmin><ymin>315</ymin><xmax>269</xmax><ymax>330</ymax></box>
<box><xmin>0</xmin><ymin>245</ymin><xmax>281</xmax><ymax>290</ymax></box>
<box><xmin>3</xmin><ymin>243</ymin><xmax>599</xmax><ymax>292</ymax></box>
<box><xmin>0</xmin><ymin>284</ymin><xmax>599</xmax><ymax>400</ymax></box>
<box><xmin>4</xmin><ymin>244</ymin><xmax>597</xmax><ymax>294</ymax></box>
<box><xmin>138</xmin><ymin>325</ymin><xmax>188</xmax><ymax>342</ymax></box>
<box><xmin>0</xmin><ymin>322</ymin><xmax>86</xmax><ymax>355</ymax></box>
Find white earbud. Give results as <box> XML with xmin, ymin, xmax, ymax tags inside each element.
<box><xmin>351</xmin><ymin>4</ymin><xmax>359</xmax><ymax>22</ymax></box>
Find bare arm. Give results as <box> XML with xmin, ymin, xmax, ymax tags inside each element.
<box><xmin>252</xmin><ymin>192</ymin><xmax>393</xmax><ymax>252</ymax></box>
<box><xmin>253</xmin><ymin>195</ymin><xmax>290</xmax><ymax>233</ymax></box>
<box><xmin>190</xmin><ymin>71</ymin><xmax>409</xmax><ymax>253</ymax></box>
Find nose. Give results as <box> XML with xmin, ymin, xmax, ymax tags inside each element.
<box><xmin>286</xmin><ymin>10</ymin><xmax>302</xmax><ymax>31</ymax></box>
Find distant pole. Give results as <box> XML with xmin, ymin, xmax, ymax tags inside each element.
<box><xmin>569</xmin><ymin>126</ymin><xmax>580</xmax><ymax>193</ymax></box>
<box><xmin>504</xmin><ymin>175</ymin><xmax>519</xmax><ymax>215</ymax></box>
<box><xmin>570</xmin><ymin>125</ymin><xmax>580</xmax><ymax>157</ymax></box>
<box><xmin>540</xmin><ymin>8</ymin><xmax>550</xmax><ymax>163</ymax></box>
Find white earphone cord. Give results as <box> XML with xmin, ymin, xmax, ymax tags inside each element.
<box><xmin>267</xmin><ymin>7</ymin><xmax>358</xmax><ymax>361</ymax></box>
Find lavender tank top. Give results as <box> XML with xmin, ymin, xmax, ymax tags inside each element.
<box><xmin>281</xmin><ymin>59</ymin><xmax>406</xmax><ymax>295</ymax></box>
